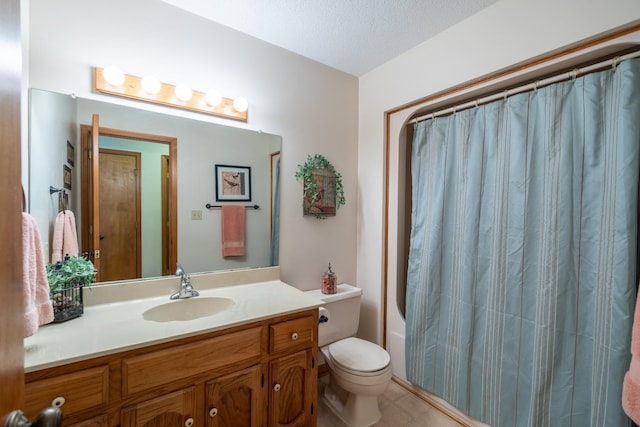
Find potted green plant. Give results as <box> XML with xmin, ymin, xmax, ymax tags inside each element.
<box><xmin>46</xmin><ymin>255</ymin><xmax>97</xmax><ymax>322</ymax></box>
<box><xmin>295</xmin><ymin>154</ymin><xmax>346</xmax><ymax>219</ymax></box>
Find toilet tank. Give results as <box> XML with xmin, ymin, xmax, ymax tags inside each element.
<box><xmin>304</xmin><ymin>284</ymin><xmax>362</xmax><ymax>347</ymax></box>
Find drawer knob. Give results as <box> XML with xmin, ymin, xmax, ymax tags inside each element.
<box><xmin>184</xmin><ymin>417</ymin><xmax>194</xmax><ymax>427</ymax></box>
<box><xmin>51</xmin><ymin>396</ymin><xmax>65</xmax><ymax>408</ymax></box>
<box><xmin>273</xmin><ymin>383</ymin><xmax>281</xmax><ymax>392</ymax></box>
<box><xmin>209</xmin><ymin>408</ymin><xmax>218</xmax><ymax>417</ymax></box>
<box><xmin>291</xmin><ymin>332</ymin><xmax>299</xmax><ymax>340</ymax></box>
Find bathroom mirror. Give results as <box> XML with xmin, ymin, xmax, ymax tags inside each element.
<box><xmin>29</xmin><ymin>88</ymin><xmax>282</xmax><ymax>284</ymax></box>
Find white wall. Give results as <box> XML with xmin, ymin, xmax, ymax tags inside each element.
<box><xmin>358</xmin><ymin>0</ymin><xmax>640</xmax><ymax>343</ymax></box>
<box><xmin>27</xmin><ymin>0</ymin><xmax>359</xmax><ymax>290</ymax></box>
<box><xmin>28</xmin><ymin>89</ymin><xmax>76</xmax><ymax>260</ymax></box>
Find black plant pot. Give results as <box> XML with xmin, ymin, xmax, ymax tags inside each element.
<box><xmin>50</xmin><ymin>285</ymin><xmax>84</xmax><ymax>323</ymax></box>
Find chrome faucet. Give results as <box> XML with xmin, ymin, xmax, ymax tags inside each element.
<box><xmin>170</xmin><ymin>263</ymin><xmax>199</xmax><ymax>300</ymax></box>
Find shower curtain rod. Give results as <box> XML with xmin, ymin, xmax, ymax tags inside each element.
<box><xmin>411</xmin><ymin>49</ymin><xmax>640</xmax><ymax>124</ymax></box>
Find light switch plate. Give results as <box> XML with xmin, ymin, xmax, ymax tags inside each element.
<box><xmin>191</xmin><ymin>210</ymin><xmax>203</xmax><ymax>220</ymax></box>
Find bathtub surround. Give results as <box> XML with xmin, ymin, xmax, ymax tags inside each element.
<box><xmin>405</xmin><ymin>59</ymin><xmax>640</xmax><ymax>426</ymax></box>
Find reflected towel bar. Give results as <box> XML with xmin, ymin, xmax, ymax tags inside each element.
<box><xmin>49</xmin><ymin>185</ymin><xmax>66</xmax><ymax>195</ymax></box>
<box><xmin>205</xmin><ymin>203</ymin><xmax>260</xmax><ymax>210</ymax></box>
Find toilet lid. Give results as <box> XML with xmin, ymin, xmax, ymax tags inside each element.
<box><xmin>328</xmin><ymin>337</ymin><xmax>391</xmax><ymax>373</ymax></box>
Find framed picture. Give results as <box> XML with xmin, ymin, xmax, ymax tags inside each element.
<box><xmin>63</xmin><ymin>164</ymin><xmax>72</xmax><ymax>190</ymax></box>
<box><xmin>215</xmin><ymin>164</ymin><xmax>251</xmax><ymax>201</ymax></box>
<box><xmin>303</xmin><ymin>168</ymin><xmax>336</xmax><ymax>217</ymax></box>
<box><xmin>66</xmin><ymin>140</ymin><xmax>74</xmax><ymax>166</ymax></box>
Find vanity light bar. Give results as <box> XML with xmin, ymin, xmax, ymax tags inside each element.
<box><xmin>93</xmin><ymin>67</ymin><xmax>248</xmax><ymax>122</ymax></box>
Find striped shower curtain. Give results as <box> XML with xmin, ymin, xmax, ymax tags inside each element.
<box><xmin>405</xmin><ymin>59</ymin><xmax>640</xmax><ymax>427</ymax></box>
<box><xmin>270</xmin><ymin>157</ymin><xmax>281</xmax><ymax>266</ymax></box>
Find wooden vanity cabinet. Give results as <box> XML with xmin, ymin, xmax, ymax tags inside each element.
<box><xmin>24</xmin><ymin>308</ymin><xmax>318</xmax><ymax>427</ymax></box>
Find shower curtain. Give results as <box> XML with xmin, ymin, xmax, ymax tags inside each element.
<box><xmin>405</xmin><ymin>59</ymin><xmax>640</xmax><ymax>427</ymax></box>
<box><xmin>270</xmin><ymin>157</ymin><xmax>281</xmax><ymax>266</ymax></box>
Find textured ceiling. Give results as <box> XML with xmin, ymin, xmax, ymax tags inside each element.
<box><xmin>160</xmin><ymin>0</ymin><xmax>499</xmax><ymax>76</ymax></box>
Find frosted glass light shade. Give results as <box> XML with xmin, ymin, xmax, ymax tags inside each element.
<box><xmin>175</xmin><ymin>84</ymin><xmax>193</xmax><ymax>101</ymax></box>
<box><xmin>205</xmin><ymin>90</ymin><xmax>222</xmax><ymax>107</ymax></box>
<box><xmin>141</xmin><ymin>76</ymin><xmax>161</xmax><ymax>95</ymax></box>
<box><xmin>233</xmin><ymin>97</ymin><xmax>248</xmax><ymax>113</ymax></box>
<box><xmin>94</xmin><ymin>67</ymin><xmax>247</xmax><ymax>121</ymax></box>
<box><xmin>103</xmin><ymin>66</ymin><xmax>125</xmax><ymax>86</ymax></box>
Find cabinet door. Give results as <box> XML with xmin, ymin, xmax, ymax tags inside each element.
<box><xmin>121</xmin><ymin>387</ymin><xmax>197</xmax><ymax>427</ymax></box>
<box><xmin>269</xmin><ymin>349</ymin><xmax>315</xmax><ymax>427</ymax></box>
<box><xmin>68</xmin><ymin>414</ymin><xmax>109</xmax><ymax>427</ymax></box>
<box><xmin>205</xmin><ymin>365</ymin><xmax>265</xmax><ymax>427</ymax></box>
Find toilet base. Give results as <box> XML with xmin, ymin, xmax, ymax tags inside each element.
<box><xmin>323</xmin><ymin>381</ymin><xmax>382</xmax><ymax>427</ymax></box>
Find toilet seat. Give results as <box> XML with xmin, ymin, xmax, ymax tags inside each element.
<box><xmin>326</xmin><ymin>337</ymin><xmax>391</xmax><ymax>377</ymax></box>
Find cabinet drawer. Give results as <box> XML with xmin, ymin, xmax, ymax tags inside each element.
<box><xmin>270</xmin><ymin>316</ymin><xmax>314</xmax><ymax>354</ymax></box>
<box><xmin>123</xmin><ymin>326</ymin><xmax>264</xmax><ymax>395</ymax></box>
<box><xmin>25</xmin><ymin>365</ymin><xmax>109</xmax><ymax>419</ymax></box>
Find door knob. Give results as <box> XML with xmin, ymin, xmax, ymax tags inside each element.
<box><xmin>4</xmin><ymin>407</ymin><xmax>63</xmax><ymax>427</ymax></box>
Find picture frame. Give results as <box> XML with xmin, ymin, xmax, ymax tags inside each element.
<box><xmin>63</xmin><ymin>164</ymin><xmax>72</xmax><ymax>190</ymax></box>
<box><xmin>66</xmin><ymin>140</ymin><xmax>75</xmax><ymax>166</ymax></box>
<box><xmin>215</xmin><ymin>164</ymin><xmax>251</xmax><ymax>201</ymax></box>
<box><xmin>303</xmin><ymin>168</ymin><xmax>336</xmax><ymax>217</ymax></box>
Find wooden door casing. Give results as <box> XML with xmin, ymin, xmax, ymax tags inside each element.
<box><xmin>0</xmin><ymin>0</ymin><xmax>25</xmax><ymax>420</ymax></box>
<box><xmin>80</xmin><ymin>124</ymin><xmax>178</xmax><ymax>282</ymax></box>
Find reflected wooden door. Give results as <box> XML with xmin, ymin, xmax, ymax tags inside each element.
<box><xmin>81</xmin><ymin>124</ymin><xmax>178</xmax><ymax>282</ymax></box>
<box><xmin>99</xmin><ymin>148</ymin><xmax>141</xmax><ymax>281</ymax></box>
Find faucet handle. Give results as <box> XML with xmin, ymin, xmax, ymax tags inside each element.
<box><xmin>175</xmin><ymin>262</ymin><xmax>184</xmax><ymax>276</ymax></box>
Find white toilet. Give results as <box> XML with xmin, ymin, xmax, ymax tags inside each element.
<box><xmin>305</xmin><ymin>284</ymin><xmax>392</xmax><ymax>427</ymax></box>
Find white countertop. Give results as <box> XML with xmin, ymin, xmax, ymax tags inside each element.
<box><xmin>24</xmin><ymin>273</ymin><xmax>323</xmax><ymax>373</ymax></box>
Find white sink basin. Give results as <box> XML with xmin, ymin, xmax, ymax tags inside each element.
<box><xmin>142</xmin><ymin>297</ymin><xmax>235</xmax><ymax>322</ymax></box>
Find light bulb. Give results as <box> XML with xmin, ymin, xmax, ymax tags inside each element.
<box><xmin>103</xmin><ymin>66</ymin><xmax>125</xmax><ymax>86</ymax></box>
<box><xmin>205</xmin><ymin>90</ymin><xmax>222</xmax><ymax>107</ymax></box>
<box><xmin>141</xmin><ymin>75</ymin><xmax>161</xmax><ymax>95</ymax></box>
<box><xmin>233</xmin><ymin>97</ymin><xmax>248</xmax><ymax>113</ymax></box>
<box><xmin>175</xmin><ymin>84</ymin><xmax>192</xmax><ymax>101</ymax></box>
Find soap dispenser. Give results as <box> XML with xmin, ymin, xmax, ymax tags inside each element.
<box><xmin>322</xmin><ymin>263</ymin><xmax>337</xmax><ymax>295</ymax></box>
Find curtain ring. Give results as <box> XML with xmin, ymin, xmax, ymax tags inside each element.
<box><xmin>503</xmin><ymin>90</ymin><xmax>508</xmax><ymax>101</ymax></box>
<box><xmin>474</xmin><ymin>100</ymin><xmax>479</xmax><ymax>108</ymax></box>
<box><xmin>571</xmin><ymin>69</ymin><xmax>578</xmax><ymax>80</ymax></box>
<box><xmin>534</xmin><ymin>81</ymin><xmax>539</xmax><ymax>91</ymax></box>
<box><xmin>613</xmin><ymin>56</ymin><xmax>621</xmax><ymax>69</ymax></box>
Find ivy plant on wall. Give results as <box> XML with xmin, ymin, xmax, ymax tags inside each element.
<box><xmin>295</xmin><ymin>154</ymin><xmax>345</xmax><ymax>219</ymax></box>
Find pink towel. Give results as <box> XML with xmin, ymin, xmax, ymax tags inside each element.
<box><xmin>23</xmin><ymin>213</ymin><xmax>54</xmax><ymax>337</ymax></box>
<box><xmin>623</xmin><ymin>291</ymin><xmax>640</xmax><ymax>423</ymax></box>
<box><xmin>51</xmin><ymin>210</ymin><xmax>79</xmax><ymax>263</ymax></box>
<box><xmin>221</xmin><ymin>205</ymin><xmax>245</xmax><ymax>257</ymax></box>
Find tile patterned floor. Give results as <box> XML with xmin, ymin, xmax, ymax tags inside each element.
<box><xmin>317</xmin><ymin>376</ymin><xmax>463</xmax><ymax>427</ymax></box>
